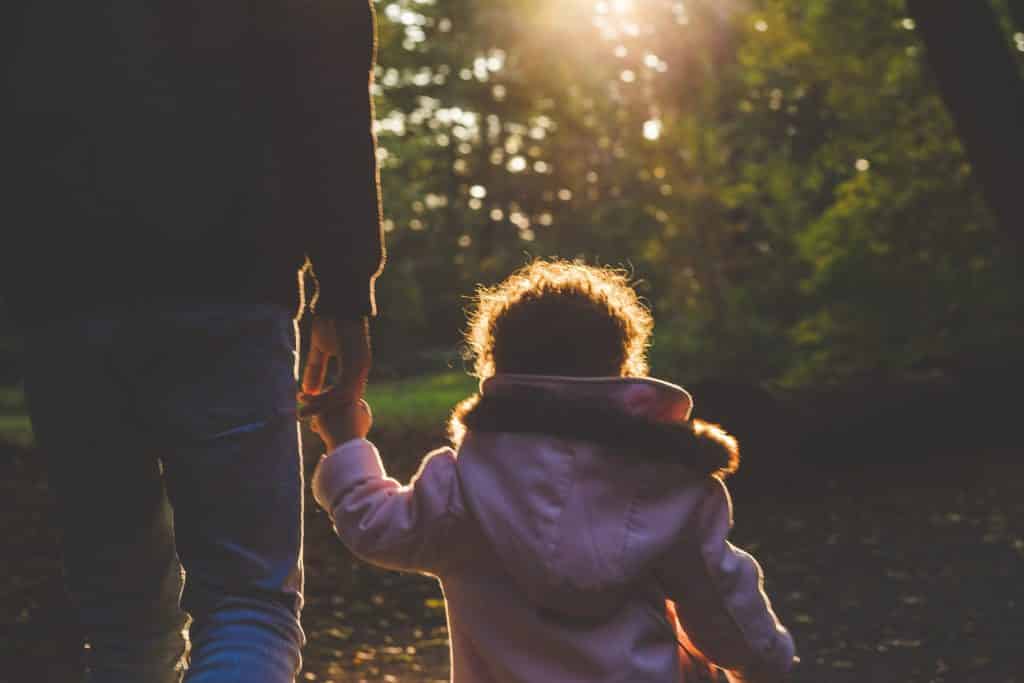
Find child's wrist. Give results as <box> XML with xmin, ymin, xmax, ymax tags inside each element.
<box><xmin>321</xmin><ymin>400</ymin><xmax>372</xmax><ymax>451</ymax></box>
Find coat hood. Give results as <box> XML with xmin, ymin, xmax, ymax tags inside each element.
<box><xmin>454</xmin><ymin>374</ymin><xmax>739</xmax><ymax>618</ymax></box>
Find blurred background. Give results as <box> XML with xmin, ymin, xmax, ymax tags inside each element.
<box><xmin>2</xmin><ymin>0</ymin><xmax>1023</xmax><ymax>681</ymax></box>
<box><xmin>360</xmin><ymin>0</ymin><xmax>1023</xmax><ymax>388</ymax></box>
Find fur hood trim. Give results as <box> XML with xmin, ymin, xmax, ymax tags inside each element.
<box><xmin>455</xmin><ymin>375</ymin><xmax>739</xmax><ymax>478</ymax></box>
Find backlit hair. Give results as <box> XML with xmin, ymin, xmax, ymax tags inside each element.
<box><xmin>464</xmin><ymin>260</ymin><xmax>653</xmax><ymax>379</ymax></box>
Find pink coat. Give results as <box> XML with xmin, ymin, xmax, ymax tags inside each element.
<box><xmin>312</xmin><ymin>375</ymin><xmax>796</xmax><ymax>682</ymax></box>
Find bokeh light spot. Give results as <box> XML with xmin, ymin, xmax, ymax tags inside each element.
<box><xmin>507</xmin><ymin>156</ymin><xmax>528</xmax><ymax>173</ymax></box>
<box><xmin>643</xmin><ymin>119</ymin><xmax>662</xmax><ymax>140</ymax></box>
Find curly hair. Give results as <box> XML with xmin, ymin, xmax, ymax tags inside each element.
<box><xmin>464</xmin><ymin>259</ymin><xmax>653</xmax><ymax>379</ymax></box>
<box><xmin>449</xmin><ymin>260</ymin><xmax>654</xmax><ymax>446</ymax></box>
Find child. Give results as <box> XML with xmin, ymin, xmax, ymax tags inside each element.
<box><xmin>306</xmin><ymin>260</ymin><xmax>796</xmax><ymax>682</ymax></box>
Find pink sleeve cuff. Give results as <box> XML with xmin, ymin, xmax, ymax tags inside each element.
<box><xmin>311</xmin><ymin>438</ymin><xmax>384</xmax><ymax>512</ymax></box>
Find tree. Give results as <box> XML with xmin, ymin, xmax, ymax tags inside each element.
<box><xmin>369</xmin><ymin>0</ymin><xmax>1024</xmax><ymax>385</ymax></box>
<box><xmin>906</xmin><ymin>0</ymin><xmax>1024</xmax><ymax>251</ymax></box>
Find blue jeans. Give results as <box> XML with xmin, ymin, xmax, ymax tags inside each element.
<box><xmin>24</xmin><ymin>304</ymin><xmax>305</xmax><ymax>683</ymax></box>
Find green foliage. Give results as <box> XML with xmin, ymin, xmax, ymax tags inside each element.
<box><xmin>737</xmin><ymin>0</ymin><xmax>1022</xmax><ymax>384</ymax></box>
<box><xmin>371</xmin><ymin>0</ymin><xmax>1022</xmax><ymax>385</ymax></box>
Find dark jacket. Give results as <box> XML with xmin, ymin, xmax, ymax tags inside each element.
<box><xmin>1</xmin><ymin>0</ymin><xmax>384</xmax><ymax>324</ymax></box>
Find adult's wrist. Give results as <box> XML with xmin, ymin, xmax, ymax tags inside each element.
<box><xmin>309</xmin><ymin>276</ymin><xmax>377</xmax><ymax>319</ymax></box>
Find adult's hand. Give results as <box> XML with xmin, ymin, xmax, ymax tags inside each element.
<box><xmin>300</xmin><ymin>316</ymin><xmax>371</xmax><ymax>409</ymax></box>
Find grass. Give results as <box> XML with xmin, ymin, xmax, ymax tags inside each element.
<box><xmin>0</xmin><ymin>416</ymin><xmax>33</xmax><ymax>448</ymax></box>
<box><xmin>365</xmin><ymin>371</ymin><xmax>478</xmax><ymax>431</ymax></box>
<box><xmin>0</xmin><ymin>372</ymin><xmax>479</xmax><ymax>449</ymax></box>
<box><xmin>0</xmin><ymin>386</ymin><xmax>31</xmax><ymax>448</ymax></box>
<box><xmin>0</xmin><ymin>386</ymin><xmax>25</xmax><ymax>412</ymax></box>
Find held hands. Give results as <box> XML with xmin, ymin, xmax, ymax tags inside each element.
<box><xmin>302</xmin><ymin>316</ymin><xmax>372</xmax><ymax>403</ymax></box>
<box><xmin>302</xmin><ymin>395</ymin><xmax>373</xmax><ymax>452</ymax></box>
<box><xmin>298</xmin><ymin>315</ymin><xmax>373</xmax><ymax>451</ymax></box>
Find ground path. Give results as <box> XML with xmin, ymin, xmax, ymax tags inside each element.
<box><xmin>2</xmin><ymin>426</ymin><xmax>1020</xmax><ymax>682</ymax></box>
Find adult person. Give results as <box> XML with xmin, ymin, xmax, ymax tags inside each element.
<box><xmin>1</xmin><ymin>1</ymin><xmax>384</xmax><ymax>681</ymax></box>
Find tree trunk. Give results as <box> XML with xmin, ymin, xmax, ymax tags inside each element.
<box><xmin>1007</xmin><ymin>0</ymin><xmax>1024</xmax><ymax>33</ymax></box>
<box><xmin>906</xmin><ymin>0</ymin><xmax>1024</xmax><ymax>248</ymax></box>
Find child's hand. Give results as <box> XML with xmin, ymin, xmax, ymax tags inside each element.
<box><xmin>300</xmin><ymin>392</ymin><xmax>373</xmax><ymax>452</ymax></box>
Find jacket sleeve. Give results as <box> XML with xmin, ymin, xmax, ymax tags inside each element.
<box><xmin>281</xmin><ymin>0</ymin><xmax>384</xmax><ymax>319</ymax></box>
<box><xmin>655</xmin><ymin>478</ymin><xmax>796</xmax><ymax>683</ymax></box>
<box><xmin>311</xmin><ymin>439</ymin><xmax>464</xmax><ymax>575</ymax></box>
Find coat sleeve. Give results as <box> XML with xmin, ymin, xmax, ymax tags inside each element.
<box><xmin>654</xmin><ymin>478</ymin><xmax>796</xmax><ymax>683</ymax></box>
<box><xmin>311</xmin><ymin>439</ymin><xmax>464</xmax><ymax>575</ymax></box>
<box><xmin>280</xmin><ymin>0</ymin><xmax>384</xmax><ymax>319</ymax></box>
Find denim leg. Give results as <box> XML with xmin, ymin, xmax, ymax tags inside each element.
<box><xmin>24</xmin><ymin>304</ymin><xmax>304</xmax><ymax>682</ymax></box>
<box><xmin>163</xmin><ymin>417</ymin><xmax>304</xmax><ymax>683</ymax></box>
<box><xmin>24</xmin><ymin>317</ymin><xmax>188</xmax><ymax>683</ymax></box>
<box><xmin>148</xmin><ymin>305</ymin><xmax>305</xmax><ymax>683</ymax></box>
